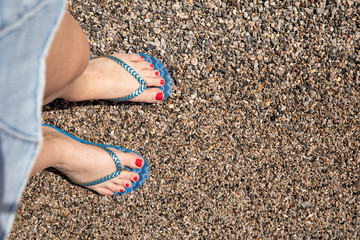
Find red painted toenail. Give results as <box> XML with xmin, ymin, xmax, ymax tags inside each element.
<box><xmin>125</xmin><ymin>183</ymin><xmax>130</xmax><ymax>188</ymax></box>
<box><xmin>156</xmin><ymin>92</ymin><xmax>164</xmax><ymax>100</ymax></box>
<box><xmin>133</xmin><ymin>176</ymin><xmax>138</xmax><ymax>181</ymax></box>
<box><xmin>160</xmin><ymin>79</ymin><xmax>165</xmax><ymax>85</ymax></box>
<box><xmin>120</xmin><ymin>189</ymin><xmax>124</xmax><ymax>193</ymax></box>
<box><xmin>155</xmin><ymin>71</ymin><xmax>160</xmax><ymax>76</ymax></box>
<box><xmin>141</xmin><ymin>56</ymin><xmax>145</xmax><ymax>60</ymax></box>
<box><xmin>135</xmin><ymin>158</ymin><xmax>143</xmax><ymax>167</ymax></box>
<box><xmin>150</xmin><ymin>64</ymin><xmax>154</xmax><ymax>68</ymax></box>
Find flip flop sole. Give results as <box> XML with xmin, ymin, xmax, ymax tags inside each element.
<box><xmin>43</xmin><ymin>124</ymin><xmax>150</xmax><ymax>195</ymax></box>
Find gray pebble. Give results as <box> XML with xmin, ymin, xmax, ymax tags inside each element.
<box><xmin>300</xmin><ymin>201</ymin><xmax>312</xmax><ymax>208</ymax></box>
<box><xmin>91</xmin><ymin>25</ymin><xmax>100</xmax><ymax>32</ymax></box>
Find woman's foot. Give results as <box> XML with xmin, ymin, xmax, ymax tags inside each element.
<box><xmin>59</xmin><ymin>53</ymin><xmax>166</xmax><ymax>103</ymax></box>
<box><xmin>42</xmin><ymin>126</ymin><xmax>144</xmax><ymax>196</ymax></box>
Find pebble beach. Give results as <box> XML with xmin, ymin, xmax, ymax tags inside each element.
<box><xmin>9</xmin><ymin>0</ymin><xmax>360</xmax><ymax>239</ymax></box>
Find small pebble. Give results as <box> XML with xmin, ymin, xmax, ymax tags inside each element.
<box><xmin>191</xmin><ymin>57</ymin><xmax>198</xmax><ymax>66</ymax></box>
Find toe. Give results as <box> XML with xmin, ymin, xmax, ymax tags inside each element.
<box><xmin>154</xmin><ymin>70</ymin><xmax>161</xmax><ymax>77</ymax></box>
<box><xmin>137</xmin><ymin>61</ymin><xmax>155</xmax><ymax>70</ymax></box>
<box><xmin>144</xmin><ymin>76</ymin><xmax>165</xmax><ymax>87</ymax></box>
<box><xmin>110</xmin><ymin>150</ymin><xmax>144</xmax><ymax>169</ymax></box>
<box><xmin>124</xmin><ymin>181</ymin><xmax>132</xmax><ymax>189</ymax></box>
<box><xmin>120</xmin><ymin>154</ymin><xmax>144</xmax><ymax>169</ymax></box>
<box><xmin>95</xmin><ymin>178</ymin><xmax>132</xmax><ymax>196</ymax></box>
<box><xmin>96</xmin><ymin>187</ymin><xmax>115</xmax><ymax>196</ymax></box>
<box><xmin>117</xmin><ymin>170</ymin><xmax>140</xmax><ymax>183</ymax></box>
<box><xmin>130</xmin><ymin>88</ymin><xmax>164</xmax><ymax>103</ymax></box>
<box><xmin>112</xmin><ymin>178</ymin><xmax>132</xmax><ymax>188</ymax></box>
<box><xmin>107</xmin><ymin>182</ymin><xmax>125</xmax><ymax>193</ymax></box>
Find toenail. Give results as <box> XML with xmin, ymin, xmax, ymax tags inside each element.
<box><xmin>133</xmin><ymin>176</ymin><xmax>138</xmax><ymax>181</ymax></box>
<box><xmin>156</xmin><ymin>92</ymin><xmax>164</xmax><ymax>100</ymax></box>
<box><xmin>125</xmin><ymin>183</ymin><xmax>130</xmax><ymax>188</ymax></box>
<box><xmin>135</xmin><ymin>158</ymin><xmax>143</xmax><ymax>167</ymax></box>
<box><xmin>141</xmin><ymin>56</ymin><xmax>145</xmax><ymax>60</ymax></box>
<box><xmin>120</xmin><ymin>189</ymin><xmax>124</xmax><ymax>193</ymax></box>
<box><xmin>160</xmin><ymin>79</ymin><xmax>165</xmax><ymax>85</ymax></box>
<box><xmin>155</xmin><ymin>71</ymin><xmax>160</xmax><ymax>76</ymax></box>
<box><xmin>150</xmin><ymin>64</ymin><xmax>154</xmax><ymax>68</ymax></box>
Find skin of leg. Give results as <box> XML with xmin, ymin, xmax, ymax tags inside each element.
<box><xmin>31</xmin><ymin>11</ymin><xmax>90</xmax><ymax>175</ymax></box>
<box><xmin>43</xmin><ymin>12</ymin><xmax>90</xmax><ymax>105</ymax></box>
<box><xmin>30</xmin><ymin>131</ymin><xmax>61</xmax><ymax>176</ymax></box>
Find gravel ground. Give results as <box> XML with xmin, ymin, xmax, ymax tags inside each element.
<box><xmin>9</xmin><ymin>0</ymin><xmax>360</xmax><ymax>239</ymax></box>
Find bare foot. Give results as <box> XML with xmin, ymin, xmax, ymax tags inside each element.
<box><xmin>44</xmin><ymin>126</ymin><xmax>145</xmax><ymax>196</ymax></box>
<box><xmin>60</xmin><ymin>53</ymin><xmax>166</xmax><ymax>103</ymax></box>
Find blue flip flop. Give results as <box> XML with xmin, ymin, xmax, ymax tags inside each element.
<box><xmin>43</xmin><ymin>124</ymin><xmax>150</xmax><ymax>195</ymax></box>
<box><xmin>97</xmin><ymin>53</ymin><xmax>174</xmax><ymax>101</ymax></box>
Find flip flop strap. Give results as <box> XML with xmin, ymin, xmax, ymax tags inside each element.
<box><xmin>95</xmin><ymin>55</ymin><xmax>147</xmax><ymax>101</ymax></box>
<box><xmin>74</xmin><ymin>145</ymin><xmax>124</xmax><ymax>187</ymax></box>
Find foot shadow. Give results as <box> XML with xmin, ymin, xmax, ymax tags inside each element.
<box><xmin>42</xmin><ymin>98</ymin><xmax>150</xmax><ymax>112</ymax></box>
<box><xmin>45</xmin><ymin>168</ymin><xmax>99</xmax><ymax>195</ymax></box>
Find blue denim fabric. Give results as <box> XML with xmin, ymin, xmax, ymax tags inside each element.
<box><xmin>0</xmin><ymin>0</ymin><xmax>65</xmax><ymax>239</ymax></box>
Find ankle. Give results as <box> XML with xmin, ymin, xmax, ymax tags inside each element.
<box><xmin>30</xmin><ymin>129</ymin><xmax>64</xmax><ymax>176</ymax></box>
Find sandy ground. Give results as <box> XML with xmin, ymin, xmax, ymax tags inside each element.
<box><xmin>9</xmin><ymin>0</ymin><xmax>360</xmax><ymax>239</ymax></box>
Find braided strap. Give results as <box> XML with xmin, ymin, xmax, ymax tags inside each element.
<box><xmin>96</xmin><ymin>55</ymin><xmax>147</xmax><ymax>101</ymax></box>
<box><xmin>74</xmin><ymin>146</ymin><xmax>124</xmax><ymax>187</ymax></box>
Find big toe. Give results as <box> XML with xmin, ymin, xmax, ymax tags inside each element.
<box><xmin>129</xmin><ymin>88</ymin><xmax>164</xmax><ymax>103</ymax></box>
<box><xmin>110</xmin><ymin>149</ymin><xmax>144</xmax><ymax>169</ymax></box>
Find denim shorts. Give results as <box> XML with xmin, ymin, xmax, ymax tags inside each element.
<box><xmin>0</xmin><ymin>0</ymin><xmax>65</xmax><ymax>238</ymax></box>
